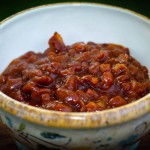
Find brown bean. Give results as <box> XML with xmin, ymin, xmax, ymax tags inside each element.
<box><xmin>89</xmin><ymin>62</ymin><xmax>100</xmax><ymax>74</ymax></box>
<box><xmin>48</xmin><ymin>32</ymin><xmax>66</xmax><ymax>53</ymax></box>
<box><xmin>97</xmin><ymin>50</ymin><xmax>109</xmax><ymax>62</ymax></box>
<box><xmin>109</xmin><ymin>96</ymin><xmax>127</xmax><ymax>107</ymax></box>
<box><xmin>45</xmin><ymin>101</ymin><xmax>58</xmax><ymax>110</ymax></box>
<box><xmin>60</xmin><ymin>68</ymin><xmax>75</xmax><ymax>76</ymax></box>
<box><xmin>0</xmin><ymin>32</ymin><xmax>149</xmax><ymax>112</ymax></box>
<box><xmin>123</xmin><ymin>48</ymin><xmax>130</xmax><ymax>54</ymax></box>
<box><xmin>112</xmin><ymin>63</ymin><xmax>128</xmax><ymax>76</ymax></box>
<box><xmin>141</xmin><ymin>66</ymin><xmax>149</xmax><ymax>78</ymax></box>
<box><xmin>31</xmin><ymin>88</ymin><xmax>51</xmax><ymax>102</ymax></box>
<box><xmin>100</xmin><ymin>64</ymin><xmax>111</xmax><ymax>72</ymax></box>
<box><xmin>116</xmin><ymin>75</ymin><xmax>130</xmax><ymax>83</ymax></box>
<box><xmin>33</xmin><ymin>76</ymin><xmax>53</xmax><ymax>86</ymax></box>
<box><xmin>101</xmin><ymin>72</ymin><xmax>114</xmax><ymax>89</ymax></box>
<box><xmin>98</xmin><ymin>95</ymin><xmax>109</xmax><ymax>105</ymax></box>
<box><xmin>3</xmin><ymin>78</ymin><xmax>22</xmax><ymax>92</ymax></box>
<box><xmin>54</xmin><ymin>55</ymin><xmax>69</xmax><ymax>63</ymax></box>
<box><xmin>13</xmin><ymin>90</ymin><xmax>24</xmax><ymax>101</ymax></box>
<box><xmin>0</xmin><ymin>76</ymin><xmax>6</xmax><ymax>85</ymax></box>
<box><xmin>41</xmin><ymin>94</ymin><xmax>51</xmax><ymax>105</ymax></box>
<box><xmin>22</xmin><ymin>69</ymin><xmax>43</xmax><ymax>79</ymax></box>
<box><xmin>56</xmin><ymin>88</ymin><xmax>82</xmax><ymax>110</ymax></box>
<box><xmin>54</xmin><ymin>103</ymin><xmax>73</xmax><ymax>112</ymax></box>
<box><xmin>47</xmin><ymin>62</ymin><xmax>61</xmax><ymax>74</ymax></box>
<box><xmin>136</xmin><ymin>71</ymin><xmax>145</xmax><ymax>81</ymax></box>
<box><xmin>86</xmin><ymin>88</ymin><xmax>99</xmax><ymax>101</ymax></box>
<box><xmin>117</xmin><ymin>54</ymin><xmax>129</xmax><ymax>64</ymax></box>
<box><xmin>72</xmin><ymin>42</ymin><xmax>85</xmax><ymax>52</ymax></box>
<box><xmin>128</xmin><ymin>65</ymin><xmax>138</xmax><ymax>76</ymax></box>
<box><xmin>96</xmin><ymin>100</ymin><xmax>106</xmax><ymax>108</ymax></box>
<box><xmin>122</xmin><ymin>83</ymin><xmax>131</xmax><ymax>92</ymax></box>
<box><xmin>22</xmin><ymin>81</ymin><xmax>36</xmax><ymax>93</ymax></box>
<box><xmin>68</xmin><ymin>49</ymin><xmax>76</xmax><ymax>57</ymax></box>
<box><xmin>76</xmin><ymin>52</ymin><xmax>91</xmax><ymax>62</ymax></box>
<box><xmin>86</xmin><ymin>102</ymin><xmax>98</xmax><ymax>112</ymax></box>
<box><xmin>68</xmin><ymin>61</ymin><xmax>82</xmax><ymax>72</ymax></box>
<box><xmin>81</xmin><ymin>75</ymin><xmax>99</xmax><ymax>86</ymax></box>
<box><xmin>76</xmin><ymin>90</ymin><xmax>89</xmax><ymax>104</ymax></box>
<box><xmin>64</xmin><ymin>76</ymin><xmax>78</xmax><ymax>91</ymax></box>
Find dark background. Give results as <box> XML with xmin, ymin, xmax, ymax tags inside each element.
<box><xmin>0</xmin><ymin>0</ymin><xmax>150</xmax><ymax>22</ymax></box>
<box><xmin>0</xmin><ymin>0</ymin><xmax>150</xmax><ymax>150</ymax></box>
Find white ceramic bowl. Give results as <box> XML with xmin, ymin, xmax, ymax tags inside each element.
<box><xmin>0</xmin><ymin>3</ymin><xmax>150</xmax><ymax>150</ymax></box>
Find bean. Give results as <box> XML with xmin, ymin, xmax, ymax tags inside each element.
<box><xmin>48</xmin><ymin>32</ymin><xmax>66</xmax><ymax>53</ymax></box>
<box><xmin>86</xmin><ymin>102</ymin><xmax>98</xmax><ymax>112</ymax></box>
<box><xmin>22</xmin><ymin>69</ymin><xmax>43</xmax><ymax>79</ymax></box>
<box><xmin>0</xmin><ymin>32</ymin><xmax>149</xmax><ymax>112</ymax></box>
<box><xmin>97</xmin><ymin>50</ymin><xmax>109</xmax><ymax>62</ymax></box>
<box><xmin>54</xmin><ymin>103</ymin><xmax>73</xmax><ymax>112</ymax></box>
<box><xmin>112</xmin><ymin>63</ymin><xmax>128</xmax><ymax>76</ymax></box>
<box><xmin>33</xmin><ymin>76</ymin><xmax>53</xmax><ymax>86</ymax></box>
<box><xmin>72</xmin><ymin>42</ymin><xmax>85</xmax><ymax>52</ymax></box>
<box><xmin>56</xmin><ymin>88</ymin><xmax>83</xmax><ymax>110</ymax></box>
<box><xmin>100</xmin><ymin>64</ymin><xmax>111</xmax><ymax>72</ymax></box>
<box><xmin>89</xmin><ymin>62</ymin><xmax>100</xmax><ymax>74</ymax></box>
<box><xmin>101</xmin><ymin>72</ymin><xmax>114</xmax><ymax>90</ymax></box>
<box><xmin>86</xmin><ymin>88</ymin><xmax>99</xmax><ymax>101</ymax></box>
<box><xmin>64</xmin><ymin>76</ymin><xmax>78</xmax><ymax>91</ymax></box>
<box><xmin>81</xmin><ymin>75</ymin><xmax>99</xmax><ymax>86</ymax></box>
<box><xmin>76</xmin><ymin>90</ymin><xmax>89</xmax><ymax>104</ymax></box>
<box><xmin>109</xmin><ymin>96</ymin><xmax>127</xmax><ymax>107</ymax></box>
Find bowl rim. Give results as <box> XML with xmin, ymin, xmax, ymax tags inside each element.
<box><xmin>0</xmin><ymin>2</ymin><xmax>150</xmax><ymax>129</ymax></box>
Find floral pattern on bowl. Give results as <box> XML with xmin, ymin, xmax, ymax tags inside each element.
<box><xmin>0</xmin><ymin>111</ymin><xmax>150</xmax><ymax>150</ymax></box>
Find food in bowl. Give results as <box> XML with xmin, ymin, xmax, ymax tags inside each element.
<box><xmin>0</xmin><ymin>32</ymin><xmax>149</xmax><ymax>112</ymax></box>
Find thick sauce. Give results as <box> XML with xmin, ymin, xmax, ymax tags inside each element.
<box><xmin>0</xmin><ymin>33</ymin><xmax>149</xmax><ymax>112</ymax></box>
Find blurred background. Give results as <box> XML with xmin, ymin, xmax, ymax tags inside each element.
<box><xmin>0</xmin><ymin>0</ymin><xmax>150</xmax><ymax>21</ymax></box>
<box><xmin>0</xmin><ymin>0</ymin><xmax>150</xmax><ymax>150</ymax></box>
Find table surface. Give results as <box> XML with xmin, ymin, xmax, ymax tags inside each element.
<box><xmin>0</xmin><ymin>123</ymin><xmax>150</xmax><ymax>150</ymax></box>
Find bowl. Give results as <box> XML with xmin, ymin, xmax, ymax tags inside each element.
<box><xmin>0</xmin><ymin>3</ymin><xmax>150</xmax><ymax>150</ymax></box>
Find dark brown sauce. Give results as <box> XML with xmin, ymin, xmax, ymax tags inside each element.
<box><xmin>0</xmin><ymin>32</ymin><xmax>149</xmax><ymax>112</ymax></box>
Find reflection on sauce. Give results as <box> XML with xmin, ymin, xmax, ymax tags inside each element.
<box><xmin>0</xmin><ymin>32</ymin><xmax>149</xmax><ymax>112</ymax></box>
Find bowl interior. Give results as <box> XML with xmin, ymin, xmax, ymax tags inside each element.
<box><xmin>0</xmin><ymin>3</ymin><xmax>150</xmax><ymax>74</ymax></box>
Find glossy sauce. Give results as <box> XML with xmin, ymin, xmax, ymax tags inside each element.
<box><xmin>0</xmin><ymin>32</ymin><xmax>149</xmax><ymax>112</ymax></box>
